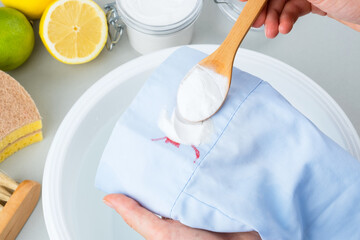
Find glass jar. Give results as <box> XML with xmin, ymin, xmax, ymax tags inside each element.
<box><xmin>105</xmin><ymin>0</ymin><xmax>203</xmax><ymax>54</ymax></box>
<box><xmin>214</xmin><ymin>0</ymin><xmax>263</xmax><ymax>31</ymax></box>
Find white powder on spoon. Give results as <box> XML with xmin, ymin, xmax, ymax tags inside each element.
<box><xmin>158</xmin><ymin>64</ymin><xmax>228</xmax><ymax>146</ymax></box>
<box><xmin>176</xmin><ymin>65</ymin><xmax>229</xmax><ymax>123</ymax></box>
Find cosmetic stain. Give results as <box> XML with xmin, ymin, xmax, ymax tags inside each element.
<box><xmin>152</xmin><ymin>137</ymin><xmax>200</xmax><ymax>163</ymax></box>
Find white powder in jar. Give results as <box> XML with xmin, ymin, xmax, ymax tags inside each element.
<box><xmin>177</xmin><ymin>65</ymin><xmax>229</xmax><ymax>122</ymax></box>
<box><xmin>120</xmin><ymin>0</ymin><xmax>198</xmax><ymax>26</ymax></box>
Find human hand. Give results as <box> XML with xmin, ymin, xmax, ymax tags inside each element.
<box><xmin>103</xmin><ymin>194</ymin><xmax>261</xmax><ymax>240</ymax></box>
<box><xmin>239</xmin><ymin>0</ymin><xmax>360</xmax><ymax>38</ymax></box>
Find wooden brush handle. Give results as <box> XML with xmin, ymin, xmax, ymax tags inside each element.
<box><xmin>0</xmin><ymin>180</ymin><xmax>41</xmax><ymax>240</ymax></box>
<box><xmin>201</xmin><ymin>0</ymin><xmax>267</xmax><ymax>75</ymax></box>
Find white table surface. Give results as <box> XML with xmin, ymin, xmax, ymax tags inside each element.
<box><xmin>1</xmin><ymin>0</ymin><xmax>359</xmax><ymax>239</ymax></box>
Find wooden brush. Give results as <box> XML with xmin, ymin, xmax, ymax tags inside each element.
<box><xmin>0</xmin><ymin>171</ymin><xmax>41</xmax><ymax>240</ymax></box>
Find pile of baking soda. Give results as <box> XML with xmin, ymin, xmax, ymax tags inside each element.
<box><xmin>158</xmin><ymin>65</ymin><xmax>229</xmax><ymax>146</ymax></box>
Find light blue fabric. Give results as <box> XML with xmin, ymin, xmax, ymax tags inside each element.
<box><xmin>95</xmin><ymin>47</ymin><xmax>360</xmax><ymax>239</ymax></box>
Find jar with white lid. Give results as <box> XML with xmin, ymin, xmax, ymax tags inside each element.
<box><xmin>105</xmin><ymin>0</ymin><xmax>203</xmax><ymax>54</ymax></box>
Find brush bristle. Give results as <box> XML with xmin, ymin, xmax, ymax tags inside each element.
<box><xmin>0</xmin><ymin>171</ymin><xmax>18</xmax><ymax>192</ymax></box>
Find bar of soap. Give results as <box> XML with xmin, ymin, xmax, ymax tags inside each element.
<box><xmin>0</xmin><ymin>71</ymin><xmax>43</xmax><ymax>163</ymax></box>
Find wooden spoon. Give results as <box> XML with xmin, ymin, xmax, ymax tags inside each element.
<box><xmin>178</xmin><ymin>0</ymin><xmax>267</xmax><ymax>122</ymax></box>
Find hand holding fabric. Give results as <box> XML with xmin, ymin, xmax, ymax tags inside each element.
<box><xmin>104</xmin><ymin>194</ymin><xmax>261</xmax><ymax>240</ymax></box>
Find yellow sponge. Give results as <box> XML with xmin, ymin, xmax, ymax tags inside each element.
<box><xmin>0</xmin><ymin>71</ymin><xmax>43</xmax><ymax>163</ymax></box>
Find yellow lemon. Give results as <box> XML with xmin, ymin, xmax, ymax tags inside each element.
<box><xmin>39</xmin><ymin>0</ymin><xmax>107</xmax><ymax>64</ymax></box>
<box><xmin>1</xmin><ymin>0</ymin><xmax>56</xmax><ymax>20</ymax></box>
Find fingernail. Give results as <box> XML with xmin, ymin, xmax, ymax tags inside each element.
<box><xmin>103</xmin><ymin>199</ymin><xmax>115</xmax><ymax>209</ymax></box>
<box><xmin>265</xmin><ymin>26</ymin><xmax>270</xmax><ymax>38</ymax></box>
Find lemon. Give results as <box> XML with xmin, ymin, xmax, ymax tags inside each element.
<box><xmin>1</xmin><ymin>0</ymin><xmax>56</xmax><ymax>20</ymax></box>
<box><xmin>0</xmin><ymin>7</ymin><xmax>34</xmax><ymax>71</ymax></box>
<box><xmin>39</xmin><ymin>0</ymin><xmax>107</xmax><ymax>65</ymax></box>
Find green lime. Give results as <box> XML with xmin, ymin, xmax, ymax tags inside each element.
<box><xmin>0</xmin><ymin>7</ymin><xmax>35</xmax><ymax>71</ymax></box>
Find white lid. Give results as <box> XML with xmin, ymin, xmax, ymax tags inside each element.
<box><xmin>118</xmin><ymin>0</ymin><xmax>198</xmax><ymax>26</ymax></box>
<box><xmin>116</xmin><ymin>0</ymin><xmax>203</xmax><ymax>34</ymax></box>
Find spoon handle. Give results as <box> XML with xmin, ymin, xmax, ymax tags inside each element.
<box><xmin>201</xmin><ymin>0</ymin><xmax>267</xmax><ymax>74</ymax></box>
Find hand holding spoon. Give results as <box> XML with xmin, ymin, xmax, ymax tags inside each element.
<box><xmin>177</xmin><ymin>0</ymin><xmax>267</xmax><ymax>123</ymax></box>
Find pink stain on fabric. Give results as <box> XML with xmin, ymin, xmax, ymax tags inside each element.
<box><xmin>191</xmin><ymin>145</ymin><xmax>200</xmax><ymax>163</ymax></box>
<box><xmin>152</xmin><ymin>137</ymin><xmax>180</xmax><ymax>148</ymax></box>
<box><xmin>152</xmin><ymin>137</ymin><xmax>200</xmax><ymax>162</ymax></box>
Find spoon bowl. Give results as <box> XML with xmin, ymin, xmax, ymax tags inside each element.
<box><xmin>177</xmin><ymin>0</ymin><xmax>267</xmax><ymax>122</ymax></box>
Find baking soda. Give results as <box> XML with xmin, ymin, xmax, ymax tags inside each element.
<box><xmin>158</xmin><ymin>65</ymin><xmax>228</xmax><ymax>146</ymax></box>
<box><xmin>158</xmin><ymin>110</ymin><xmax>213</xmax><ymax>146</ymax></box>
<box><xmin>177</xmin><ymin>65</ymin><xmax>229</xmax><ymax>122</ymax></box>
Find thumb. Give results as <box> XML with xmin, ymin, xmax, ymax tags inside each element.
<box><xmin>103</xmin><ymin>194</ymin><xmax>166</xmax><ymax>239</ymax></box>
<box><xmin>306</xmin><ymin>0</ymin><xmax>360</xmax><ymax>24</ymax></box>
<box><xmin>329</xmin><ymin>16</ymin><xmax>360</xmax><ymax>32</ymax></box>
